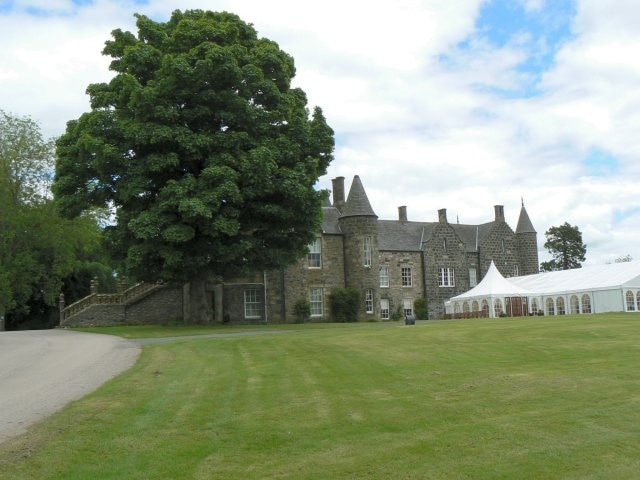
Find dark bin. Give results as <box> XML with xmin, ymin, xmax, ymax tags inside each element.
<box><xmin>404</xmin><ymin>314</ymin><xmax>415</xmax><ymax>325</ymax></box>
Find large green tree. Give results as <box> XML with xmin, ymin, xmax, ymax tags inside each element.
<box><xmin>540</xmin><ymin>222</ymin><xmax>587</xmax><ymax>272</ymax></box>
<box><xmin>53</xmin><ymin>10</ymin><xmax>334</xmax><ymax>323</ymax></box>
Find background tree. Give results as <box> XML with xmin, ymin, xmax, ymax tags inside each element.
<box><xmin>53</xmin><ymin>10</ymin><xmax>334</xmax><ymax>324</ymax></box>
<box><xmin>613</xmin><ymin>254</ymin><xmax>633</xmax><ymax>263</ymax></box>
<box><xmin>539</xmin><ymin>222</ymin><xmax>587</xmax><ymax>272</ymax></box>
<box><xmin>0</xmin><ymin>110</ymin><xmax>110</xmax><ymax>329</ymax></box>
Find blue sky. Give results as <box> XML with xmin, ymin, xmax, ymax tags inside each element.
<box><xmin>0</xmin><ymin>0</ymin><xmax>639</xmax><ymax>265</ymax></box>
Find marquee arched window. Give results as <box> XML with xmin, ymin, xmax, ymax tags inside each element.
<box><xmin>637</xmin><ymin>292</ymin><xmax>640</xmax><ymax>312</ymax></box>
<box><xmin>556</xmin><ymin>297</ymin><xmax>566</xmax><ymax>315</ymax></box>
<box><xmin>494</xmin><ymin>298</ymin><xmax>503</xmax><ymax>317</ymax></box>
<box><xmin>570</xmin><ymin>295</ymin><xmax>580</xmax><ymax>314</ymax></box>
<box><xmin>626</xmin><ymin>290</ymin><xmax>636</xmax><ymax>311</ymax></box>
<box><xmin>472</xmin><ymin>300</ymin><xmax>479</xmax><ymax>312</ymax></box>
<box><xmin>454</xmin><ymin>302</ymin><xmax>461</xmax><ymax>314</ymax></box>
<box><xmin>481</xmin><ymin>299</ymin><xmax>489</xmax><ymax>317</ymax></box>
<box><xmin>546</xmin><ymin>298</ymin><xmax>555</xmax><ymax>316</ymax></box>
<box><xmin>463</xmin><ymin>301</ymin><xmax>470</xmax><ymax>314</ymax></box>
<box><xmin>531</xmin><ymin>298</ymin><xmax>539</xmax><ymax>315</ymax></box>
<box><xmin>581</xmin><ymin>294</ymin><xmax>592</xmax><ymax>314</ymax></box>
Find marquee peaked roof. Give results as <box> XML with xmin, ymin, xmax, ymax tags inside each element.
<box><xmin>450</xmin><ymin>261</ymin><xmax>534</xmax><ymax>301</ymax></box>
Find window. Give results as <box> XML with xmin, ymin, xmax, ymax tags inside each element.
<box><xmin>469</xmin><ymin>267</ymin><xmax>477</xmax><ymax>287</ymax></box>
<box><xmin>401</xmin><ymin>267</ymin><xmax>412</xmax><ymax>287</ymax></box>
<box><xmin>307</xmin><ymin>238</ymin><xmax>322</xmax><ymax>268</ymax></box>
<box><xmin>570</xmin><ymin>295</ymin><xmax>580</xmax><ymax>314</ymax></box>
<box><xmin>472</xmin><ymin>300</ymin><xmax>479</xmax><ymax>312</ymax></box>
<box><xmin>501</xmin><ymin>239</ymin><xmax>506</xmax><ymax>253</ymax></box>
<box><xmin>531</xmin><ymin>298</ymin><xmax>539</xmax><ymax>315</ymax></box>
<box><xmin>403</xmin><ymin>298</ymin><xmax>413</xmax><ymax>317</ymax></box>
<box><xmin>244</xmin><ymin>289</ymin><xmax>261</xmax><ymax>319</ymax></box>
<box><xmin>363</xmin><ymin>236</ymin><xmax>372</xmax><ymax>267</ymax></box>
<box><xmin>310</xmin><ymin>288</ymin><xmax>323</xmax><ymax>316</ymax></box>
<box><xmin>546</xmin><ymin>298</ymin><xmax>555</xmax><ymax>315</ymax></box>
<box><xmin>581</xmin><ymin>294</ymin><xmax>592</xmax><ymax>314</ymax></box>
<box><xmin>513</xmin><ymin>265</ymin><xmax>519</xmax><ymax>277</ymax></box>
<box><xmin>556</xmin><ymin>297</ymin><xmax>565</xmax><ymax>315</ymax></box>
<box><xmin>454</xmin><ymin>302</ymin><xmax>461</xmax><ymax>314</ymax></box>
<box><xmin>443</xmin><ymin>238</ymin><xmax>447</xmax><ymax>251</ymax></box>
<box><xmin>637</xmin><ymin>292</ymin><xmax>640</xmax><ymax>311</ymax></box>
<box><xmin>481</xmin><ymin>300</ymin><xmax>489</xmax><ymax>317</ymax></box>
<box><xmin>494</xmin><ymin>298</ymin><xmax>503</xmax><ymax>316</ymax></box>
<box><xmin>379</xmin><ymin>266</ymin><xmax>389</xmax><ymax>287</ymax></box>
<box><xmin>365</xmin><ymin>289</ymin><xmax>374</xmax><ymax>313</ymax></box>
<box><xmin>626</xmin><ymin>290</ymin><xmax>636</xmax><ymax>311</ymax></box>
<box><xmin>380</xmin><ymin>299</ymin><xmax>390</xmax><ymax>320</ymax></box>
<box><xmin>463</xmin><ymin>301</ymin><xmax>470</xmax><ymax>314</ymax></box>
<box><xmin>438</xmin><ymin>267</ymin><xmax>455</xmax><ymax>287</ymax></box>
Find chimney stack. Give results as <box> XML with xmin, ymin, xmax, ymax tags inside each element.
<box><xmin>398</xmin><ymin>205</ymin><xmax>407</xmax><ymax>222</ymax></box>
<box><xmin>332</xmin><ymin>176</ymin><xmax>346</xmax><ymax>212</ymax></box>
<box><xmin>438</xmin><ymin>208</ymin><xmax>448</xmax><ymax>224</ymax></box>
<box><xmin>494</xmin><ymin>205</ymin><xmax>505</xmax><ymax>223</ymax></box>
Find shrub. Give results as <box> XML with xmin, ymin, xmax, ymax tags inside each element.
<box><xmin>414</xmin><ymin>298</ymin><xmax>428</xmax><ymax>320</ymax></box>
<box><xmin>391</xmin><ymin>306</ymin><xmax>403</xmax><ymax>322</ymax></box>
<box><xmin>293</xmin><ymin>299</ymin><xmax>310</xmax><ymax>323</ymax></box>
<box><xmin>329</xmin><ymin>288</ymin><xmax>360</xmax><ymax>322</ymax></box>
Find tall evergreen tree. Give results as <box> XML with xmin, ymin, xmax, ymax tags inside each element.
<box><xmin>540</xmin><ymin>222</ymin><xmax>587</xmax><ymax>271</ymax></box>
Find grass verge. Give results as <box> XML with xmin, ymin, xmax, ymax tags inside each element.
<box><xmin>2</xmin><ymin>314</ymin><xmax>640</xmax><ymax>479</ymax></box>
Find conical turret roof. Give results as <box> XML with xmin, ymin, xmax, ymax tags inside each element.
<box><xmin>341</xmin><ymin>175</ymin><xmax>377</xmax><ymax>218</ymax></box>
<box><xmin>516</xmin><ymin>203</ymin><xmax>536</xmax><ymax>234</ymax></box>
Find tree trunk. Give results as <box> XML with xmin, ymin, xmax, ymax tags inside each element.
<box><xmin>184</xmin><ymin>275</ymin><xmax>212</xmax><ymax>324</ymax></box>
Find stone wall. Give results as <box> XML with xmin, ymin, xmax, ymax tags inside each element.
<box><xmin>517</xmin><ymin>231</ymin><xmax>539</xmax><ymax>275</ymax></box>
<box><xmin>126</xmin><ymin>286</ymin><xmax>183</xmax><ymax>324</ymax></box>
<box><xmin>279</xmin><ymin>234</ymin><xmax>346</xmax><ymax>322</ymax></box>
<box><xmin>423</xmin><ymin>221</ymin><xmax>470</xmax><ymax>319</ymax></box>
<box><xmin>61</xmin><ymin>285</ymin><xmax>183</xmax><ymax>327</ymax></box>
<box><xmin>379</xmin><ymin>250</ymin><xmax>425</xmax><ymax>319</ymax></box>
<box><xmin>479</xmin><ymin>223</ymin><xmax>519</xmax><ymax>277</ymax></box>
<box><xmin>222</xmin><ymin>283</ymin><xmax>265</xmax><ymax>324</ymax></box>
<box><xmin>340</xmin><ymin>216</ymin><xmax>379</xmax><ymax>320</ymax></box>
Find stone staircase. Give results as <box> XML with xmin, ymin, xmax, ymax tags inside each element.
<box><xmin>59</xmin><ymin>281</ymin><xmax>179</xmax><ymax>326</ymax></box>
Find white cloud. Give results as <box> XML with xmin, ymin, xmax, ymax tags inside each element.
<box><xmin>1</xmin><ymin>0</ymin><xmax>639</xmax><ymax>266</ymax></box>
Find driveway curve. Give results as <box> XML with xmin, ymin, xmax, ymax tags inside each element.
<box><xmin>0</xmin><ymin>329</ymin><xmax>140</xmax><ymax>444</ymax></box>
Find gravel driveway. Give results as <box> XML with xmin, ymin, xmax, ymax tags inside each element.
<box><xmin>0</xmin><ymin>329</ymin><xmax>140</xmax><ymax>444</ymax></box>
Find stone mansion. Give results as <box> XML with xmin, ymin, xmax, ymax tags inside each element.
<box><xmin>220</xmin><ymin>175</ymin><xmax>539</xmax><ymax>322</ymax></box>
<box><xmin>60</xmin><ymin>174</ymin><xmax>540</xmax><ymax>326</ymax></box>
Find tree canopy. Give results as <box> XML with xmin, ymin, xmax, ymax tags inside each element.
<box><xmin>53</xmin><ymin>10</ymin><xmax>334</xmax><ymax>297</ymax></box>
<box><xmin>0</xmin><ymin>110</ymin><xmax>107</xmax><ymax>329</ymax></box>
<box><xmin>540</xmin><ymin>222</ymin><xmax>587</xmax><ymax>272</ymax></box>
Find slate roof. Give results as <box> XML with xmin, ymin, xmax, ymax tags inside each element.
<box><xmin>515</xmin><ymin>204</ymin><xmax>536</xmax><ymax>234</ymax></box>
<box><xmin>376</xmin><ymin>220</ymin><xmax>498</xmax><ymax>252</ymax></box>
<box><xmin>341</xmin><ymin>175</ymin><xmax>377</xmax><ymax>218</ymax></box>
<box><xmin>321</xmin><ymin>175</ymin><xmax>506</xmax><ymax>251</ymax></box>
<box><xmin>377</xmin><ymin>220</ymin><xmax>428</xmax><ymax>251</ymax></box>
<box><xmin>321</xmin><ymin>206</ymin><xmax>342</xmax><ymax>234</ymax></box>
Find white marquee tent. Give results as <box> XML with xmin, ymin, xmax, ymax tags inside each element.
<box><xmin>446</xmin><ymin>261</ymin><xmax>534</xmax><ymax>318</ymax></box>
<box><xmin>446</xmin><ymin>261</ymin><xmax>640</xmax><ymax>318</ymax></box>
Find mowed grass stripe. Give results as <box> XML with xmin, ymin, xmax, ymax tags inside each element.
<box><xmin>2</xmin><ymin>314</ymin><xmax>640</xmax><ymax>479</ymax></box>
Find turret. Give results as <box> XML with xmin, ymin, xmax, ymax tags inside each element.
<box><xmin>515</xmin><ymin>201</ymin><xmax>539</xmax><ymax>275</ymax></box>
<box><xmin>338</xmin><ymin>176</ymin><xmax>379</xmax><ymax>318</ymax></box>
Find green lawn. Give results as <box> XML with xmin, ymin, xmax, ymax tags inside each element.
<box><xmin>2</xmin><ymin>314</ymin><xmax>640</xmax><ymax>479</ymax></box>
